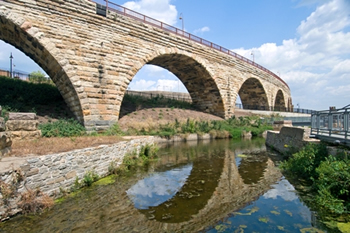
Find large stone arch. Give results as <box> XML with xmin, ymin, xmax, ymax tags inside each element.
<box><xmin>274</xmin><ymin>89</ymin><xmax>286</xmax><ymax>111</ymax></box>
<box><xmin>238</xmin><ymin>78</ymin><xmax>269</xmax><ymax>110</ymax></box>
<box><xmin>123</xmin><ymin>50</ymin><xmax>226</xmax><ymax>118</ymax></box>
<box><xmin>0</xmin><ymin>12</ymin><xmax>84</xmax><ymax>123</ymax></box>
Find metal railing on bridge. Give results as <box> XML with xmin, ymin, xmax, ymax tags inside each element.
<box><xmin>93</xmin><ymin>0</ymin><xmax>289</xmax><ymax>89</ymax></box>
<box><xmin>235</xmin><ymin>103</ymin><xmax>314</xmax><ymax>114</ymax></box>
<box><xmin>311</xmin><ymin>105</ymin><xmax>350</xmax><ymax>145</ymax></box>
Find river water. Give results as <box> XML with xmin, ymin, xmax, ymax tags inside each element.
<box><xmin>0</xmin><ymin>138</ymin><xmax>330</xmax><ymax>232</ymax></box>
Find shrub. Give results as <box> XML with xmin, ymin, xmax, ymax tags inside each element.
<box><xmin>280</xmin><ymin>143</ymin><xmax>328</xmax><ymax>179</ymax></box>
<box><xmin>39</xmin><ymin>119</ymin><xmax>86</xmax><ymax>137</ymax></box>
<box><xmin>18</xmin><ymin>189</ymin><xmax>54</xmax><ymax>215</ymax></box>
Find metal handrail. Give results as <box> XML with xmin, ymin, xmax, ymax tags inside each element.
<box><xmin>311</xmin><ymin>106</ymin><xmax>349</xmax><ymax>141</ymax></box>
<box><xmin>93</xmin><ymin>0</ymin><xmax>289</xmax><ymax>89</ymax></box>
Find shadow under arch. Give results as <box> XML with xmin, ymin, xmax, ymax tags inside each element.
<box><xmin>0</xmin><ymin>14</ymin><xmax>84</xmax><ymax>123</ymax></box>
<box><xmin>274</xmin><ymin>89</ymin><xmax>286</xmax><ymax>111</ymax></box>
<box><xmin>238</xmin><ymin>78</ymin><xmax>269</xmax><ymax>110</ymax></box>
<box><xmin>126</xmin><ymin>51</ymin><xmax>226</xmax><ymax>118</ymax></box>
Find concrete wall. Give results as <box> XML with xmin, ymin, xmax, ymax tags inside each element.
<box><xmin>0</xmin><ymin>136</ymin><xmax>155</xmax><ymax>220</ymax></box>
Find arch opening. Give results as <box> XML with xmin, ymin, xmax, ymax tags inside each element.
<box><xmin>238</xmin><ymin>78</ymin><xmax>269</xmax><ymax>110</ymax></box>
<box><xmin>120</xmin><ymin>53</ymin><xmax>226</xmax><ymax>119</ymax></box>
<box><xmin>0</xmin><ymin>15</ymin><xmax>83</xmax><ymax>123</ymax></box>
<box><xmin>274</xmin><ymin>90</ymin><xmax>286</xmax><ymax>112</ymax></box>
<box><xmin>147</xmin><ymin>53</ymin><xmax>225</xmax><ymax>118</ymax></box>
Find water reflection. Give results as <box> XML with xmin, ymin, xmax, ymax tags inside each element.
<box><xmin>0</xmin><ymin>138</ymin><xmax>325</xmax><ymax>233</ymax></box>
<box><xmin>127</xmin><ymin>163</ymin><xmax>193</xmax><ymax>209</ymax></box>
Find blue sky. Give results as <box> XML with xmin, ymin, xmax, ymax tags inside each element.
<box><xmin>0</xmin><ymin>0</ymin><xmax>349</xmax><ymax>110</ymax></box>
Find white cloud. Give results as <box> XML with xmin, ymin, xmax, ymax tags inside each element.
<box><xmin>194</xmin><ymin>26</ymin><xmax>210</xmax><ymax>34</ymax></box>
<box><xmin>129</xmin><ymin>79</ymin><xmax>156</xmax><ymax>90</ymax></box>
<box><xmin>155</xmin><ymin>79</ymin><xmax>179</xmax><ymax>91</ymax></box>
<box><xmin>122</xmin><ymin>0</ymin><xmax>177</xmax><ymax>25</ymax></box>
<box><xmin>232</xmin><ymin>0</ymin><xmax>350</xmax><ymax>110</ymax></box>
<box><xmin>263</xmin><ymin>179</ymin><xmax>298</xmax><ymax>201</ymax></box>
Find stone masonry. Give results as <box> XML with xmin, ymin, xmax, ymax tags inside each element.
<box><xmin>0</xmin><ymin>0</ymin><xmax>292</xmax><ymax>130</ymax></box>
<box><xmin>0</xmin><ymin>106</ymin><xmax>11</xmax><ymax>159</ymax></box>
<box><xmin>0</xmin><ymin>136</ymin><xmax>155</xmax><ymax>220</ymax></box>
<box><xmin>5</xmin><ymin>112</ymin><xmax>41</xmax><ymax>140</ymax></box>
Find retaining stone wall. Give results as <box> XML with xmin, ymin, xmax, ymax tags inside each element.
<box><xmin>265</xmin><ymin>126</ymin><xmax>312</xmax><ymax>154</ymax></box>
<box><xmin>0</xmin><ymin>136</ymin><xmax>155</xmax><ymax>220</ymax></box>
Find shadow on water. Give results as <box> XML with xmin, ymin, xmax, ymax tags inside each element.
<box><xmin>0</xmin><ymin>138</ymin><xmax>330</xmax><ymax>233</ymax></box>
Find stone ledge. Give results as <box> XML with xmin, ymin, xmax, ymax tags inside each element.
<box><xmin>8</xmin><ymin>112</ymin><xmax>37</xmax><ymax>121</ymax></box>
<box><xmin>6</xmin><ymin>120</ymin><xmax>39</xmax><ymax>131</ymax></box>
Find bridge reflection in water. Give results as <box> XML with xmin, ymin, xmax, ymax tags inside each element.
<box><xmin>0</xmin><ymin>139</ymin><xmax>283</xmax><ymax>232</ymax></box>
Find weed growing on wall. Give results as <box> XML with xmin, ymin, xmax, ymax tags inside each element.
<box><xmin>112</xmin><ymin>143</ymin><xmax>159</xmax><ymax>175</ymax></box>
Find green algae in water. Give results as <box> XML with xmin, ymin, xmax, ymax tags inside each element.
<box><xmin>284</xmin><ymin>209</ymin><xmax>293</xmax><ymax>217</ymax></box>
<box><xmin>92</xmin><ymin>175</ymin><xmax>116</xmax><ymax>186</ymax></box>
<box><xmin>258</xmin><ymin>217</ymin><xmax>269</xmax><ymax>223</ymax></box>
<box><xmin>277</xmin><ymin>225</ymin><xmax>285</xmax><ymax>231</ymax></box>
<box><xmin>337</xmin><ymin>222</ymin><xmax>350</xmax><ymax>233</ymax></box>
<box><xmin>215</xmin><ymin>224</ymin><xmax>229</xmax><ymax>232</ymax></box>
<box><xmin>270</xmin><ymin>210</ymin><xmax>280</xmax><ymax>215</ymax></box>
<box><xmin>300</xmin><ymin>227</ymin><xmax>325</xmax><ymax>233</ymax></box>
<box><xmin>234</xmin><ymin>206</ymin><xmax>259</xmax><ymax>216</ymax></box>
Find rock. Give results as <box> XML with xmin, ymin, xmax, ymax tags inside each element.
<box><xmin>242</xmin><ymin>131</ymin><xmax>252</xmax><ymax>139</ymax></box>
<box><xmin>6</xmin><ymin>120</ymin><xmax>39</xmax><ymax>131</ymax></box>
<box><xmin>0</xmin><ymin>132</ymin><xmax>12</xmax><ymax>159</ymax></box>
<box><xmin>10</xmin><ymin>130</ymin><xmax>41</xmax><ymax>140</ymax></box>
<box><xmin>0</xmin><ymin>117</ymin><xmax>5</xmax><ymax>132</ymax></box>
<box><xmin>8</xmin><ymin>112</ymin><xmax>37</xmax><ymax>121</ymax></box>
<box><xmin>0</xmin><ymin>132</ymin><xmax>12</xmax><ymax>148</ymax></box>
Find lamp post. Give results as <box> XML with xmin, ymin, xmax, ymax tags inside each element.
<box><xmin>9</xmin><ymin>53</ymin><xmax>13</xmax><ymax>78</ymax></box>
<box><xmin>250</xmin><ymin>51</ymin><xmax>254</xmax><ymax>63</ymax></box>
<box><xmin>179</xmin><ymin>13</ymin><xmax>184</xmax><ymax>31</ymax></box>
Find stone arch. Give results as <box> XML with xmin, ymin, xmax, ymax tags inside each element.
<box><xmin>124</xmin><ymin>49</ymin><xmax>226</xmax><ymax>118</ymax></box>
<box><xmin>238</xmin><ymin>78</ymin><xmax>269</xmax><ymax>110</ymax></box>
<box><xmin>274</xmin><ymin>90</ymin><xmax>286</xmax><ymax>111</ymax></box>
<box><xmin>0</xmin><ymin>13</ymin><xmax>84</xmax><ymax>123</ymax></box>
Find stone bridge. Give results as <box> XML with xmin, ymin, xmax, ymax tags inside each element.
<box><xmin>0</xmin><ymin>0</ymin><xmax>292</xmax><ymax>130</ymax></box>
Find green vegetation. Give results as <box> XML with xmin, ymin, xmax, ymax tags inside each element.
<box><xmin>0</xmin><ymin>76</ymin><xmax>62</xmax><ymax>111</ymax></box>
<box><xmin>281</xmin><ymin>143</ymin><xmax>350</xmax><ymax>217</ymax></box>
<box><xmin>122</xmin><ymin>94</ymin><xmax>194</xmax><ymax>109</ymax></box>
<box><xmin>28</xmin><ymin>71</ymin><xmax>53</xmax><ymax>84</ymax></box>
<box><xmin>113</xmin><ymin>116</ymin><xmax>272</xmax><ymax>139</ymax></box>
<box><xmin>39</xmin><ymin>119</ymin><xmax>86</xmax><ymax>137</ymax></box>
<box><xmin>110</xmin><ymin>143</ymin><xmax>159</xmax><ymax>175</ymax></box>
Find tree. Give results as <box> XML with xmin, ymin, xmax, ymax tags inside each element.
<box><xmin>28</xmin><ymin>70</ymin><xmax>52</xmax><ymax>84</ymax></box>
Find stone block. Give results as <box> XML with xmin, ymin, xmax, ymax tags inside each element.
<box><xmin>0</xmin><ymin>117</ymin><xmax>5</xmax><ymax>132</ymax></box>
<box><xmin>10</xmin><ymin>130</ymin><xmax>41</xmax><ymax>140</ymax></box>
<box><xmin>186</xmin><ymin>133</ymin><xmax>198</xmax><ymax>141</ymax></box>
<box><xmin>280</xmin><ymin>127</ymin><xmax>305</xmax><ymax>140</ymax></box>
<box><xmin>6</xmin><ymin>120</ymin><xmax>39</xmax><ymax>131</ymax></box>
<box><xmin>273</xmin><ymin>120</ymin><xmax>293</xmax><ymax>131</ymax></box>
<box><xmin>8</xmin><ymin>112</ymin><xmax>37</xmax><ymax>121</ymax></box>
